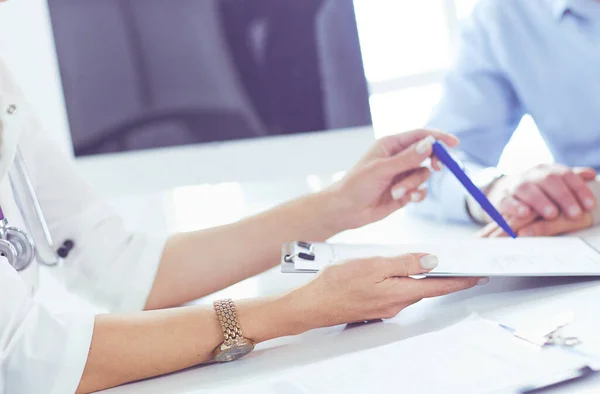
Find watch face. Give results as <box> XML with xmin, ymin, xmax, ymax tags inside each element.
<box><xmin>214</xmin><ymin>339</ymin><xmax>255</xmax><ymax>363</ymax></box>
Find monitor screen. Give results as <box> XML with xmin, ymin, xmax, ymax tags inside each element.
<box><xmin>47</xmin><ymin>0</ymin><xmax>372</xmax><ymax>157</ymax></box>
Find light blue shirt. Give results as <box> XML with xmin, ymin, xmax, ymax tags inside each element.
<box><xmin>414</xmin><ymin>0</ymin><xmax>600</xmax><ymax>223</ymax></box>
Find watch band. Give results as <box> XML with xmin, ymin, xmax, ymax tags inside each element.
<box><xmin>213</xmin><ymin>299</ymin><xmax>244</xmax><ymax>343</ymax></box>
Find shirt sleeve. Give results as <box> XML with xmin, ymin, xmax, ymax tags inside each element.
<box><xmin>18</xmin><ymin>116</ymin><xmax>168</xmax><ymax>313</ymax></box>
<box><xmin>410</xmin><ymin>3</ymin><xmax>525</xmax><ymax>223</ymax></box>
<box><xmin>0</xmin><ymin>259</ymin><xmax>95</xmax><ymax>394</ymax></box>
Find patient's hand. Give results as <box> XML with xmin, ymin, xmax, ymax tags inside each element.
<box><xmin>484</xmin><ymin>164</ymin><xmax>596</xmax><ymax>222</ymax></box>
<box><xmin>477</xmin><ymin>212</ymin><xmax>592</xmax><ymax>238</ymax></box>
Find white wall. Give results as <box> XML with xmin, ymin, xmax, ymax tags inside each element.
<box><xmin>0</xmin><ymin>0</ymin><xmax>73</xmax><ymax>153</ymax></box>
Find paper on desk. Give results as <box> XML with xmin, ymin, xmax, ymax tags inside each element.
<box><xmin>294</xmin><ymin>237</ymin><xmax>600</xmax><ymax>277</ymax></box>
<box><xmin>213</xmin><ymin>315</ymin><xmax>591</xmax><ymax>394</ymax></box>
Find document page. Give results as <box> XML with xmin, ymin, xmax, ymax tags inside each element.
<box><xmin>292</xmin><ymin>237</ymin><xmax>600</xmax><ymax>276</ymax></box>
<box><xmin>212</xmin><ymin>316</ymin><xmax>591</xmax><ymax>394</ymax></box>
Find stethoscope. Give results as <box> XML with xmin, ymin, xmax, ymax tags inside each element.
<box><xmin>0</xmin><ymin>148</ymin><xmax>62</xmax><ymax>271</ymax></box>
<box><xmin>0</xmin><ymin>204</ymin><xmax>35</xmax><ymax>271</ymax></box>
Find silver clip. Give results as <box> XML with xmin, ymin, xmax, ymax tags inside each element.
<box><xmin>493</xmin><ymin>313</ymin><xmax>582</xmax><ymax>348</ymax></box>
<box><xmin>542</xmin><ymin>313</ymin><xmax>581</xmax><ymax>347</ymax></box>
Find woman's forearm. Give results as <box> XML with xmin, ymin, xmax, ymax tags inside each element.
<box><xmin>77</xmin><ymin>295</ymin><xmax>308</xmax><ymax>394</ymax></box>
<box><xmin>145</xmin><ymin>190</ymin><xmax>344</xmax><ymax>309</ymax></box>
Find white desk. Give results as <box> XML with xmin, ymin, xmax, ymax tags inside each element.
<box><xmin>39</xmin><ymin>176</ymin><xmax>600</xmax><ymax>394</ymax></box>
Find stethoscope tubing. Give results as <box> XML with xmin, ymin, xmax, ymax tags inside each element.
<box><xmin>0</xmin><ymin>148</ymin><xmax>60</xmax><ymax>271</ymax></box>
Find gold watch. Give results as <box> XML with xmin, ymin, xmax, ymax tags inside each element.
<box><xmin>212</xmin><ymin>299</ymin><xmax>256</xmax><ymax>362</ymax></box>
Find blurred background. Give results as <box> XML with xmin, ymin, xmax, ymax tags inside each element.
<box><xmin>0</xmin><ymin>0</ymin><xmax>552</xmax><ymax>204</ymax></box>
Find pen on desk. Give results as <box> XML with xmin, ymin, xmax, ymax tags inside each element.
<box><xmin>496</xmin><ymin>323</ymin><xmax>547</xmax><ymax>347</ymax></box>
<box><xmin>431</xmin><ymin>141</ymin><xmax>518</xmax><ymax>238</ymax></box>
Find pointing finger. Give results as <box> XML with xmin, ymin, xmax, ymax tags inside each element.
<box><xmin>380</xmin><ymin>136</ymin><xmax>436</xmax><ymax>177</ymax></box>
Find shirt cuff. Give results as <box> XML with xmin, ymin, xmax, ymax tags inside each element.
<box><xmin>431</xmin><ymin>169</ymin><xmax>472</xmax><ymax>223</ymax></box>
<box><xmin>112</xmin><ymin>233</ymin><xmax>169</xmax><ymax>313</ymax></box>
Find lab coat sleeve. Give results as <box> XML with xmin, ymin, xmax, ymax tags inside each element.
<box><xmin>410</xmin><ymin>2</ymin><xmax>525</xmax><ymax>223</ymax></box>
<box><xmin>18</xmin><ymin>122</ymin><xmax>168</xmax><ymax>313</ymax></box>
<box><xmin>0</xmin><ymin>259</ymin><xmax>95</xmax><ymax>394</ymax></box>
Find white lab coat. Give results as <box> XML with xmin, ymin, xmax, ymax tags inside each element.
<box><xmin>0</xmin><ymin>59</ymin><xmax>168</xmax><ymax>393</ymax></box>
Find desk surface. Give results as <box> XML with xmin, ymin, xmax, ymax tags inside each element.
<box><xmin>39</xmin><ymin>176</ymin><xmax>600</xmax><ymax>394</ymax></box>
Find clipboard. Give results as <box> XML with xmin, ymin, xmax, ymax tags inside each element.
<box><xmin>281</xmin><ymin>237</ymin><xmax>600</xmax><ymax>277</ymax></box>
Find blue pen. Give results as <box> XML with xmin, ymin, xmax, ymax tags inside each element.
<box><xmin>431</xmin><ymin>141</ymin><xmax>518</xmax><ymax>238</ymax></box>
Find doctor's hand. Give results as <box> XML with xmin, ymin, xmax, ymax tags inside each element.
<box><xmin>287</xmin><ymin>254</ymin><xmax>483</xmax><ymax>328</ymax></box>
<box><xmin>324</xmin><ymin>129</ymin><xmax>458</xmax><ymax>231</ymax></box>
<box><xmin>482</xmin><ymin>164</ymin><xmax>596</xmax><ymax>223</ymax></box>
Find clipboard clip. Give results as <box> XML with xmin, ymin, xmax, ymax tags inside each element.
<box><xmin>283</xmin><ymin>241</ymin><xmax>316</xmax><ymax>263</ymax></box>
<box><xmin>495</xmin><ymin>313</ymin><xmax>581</xmax><ymax>348</ymax></box>
<box><xmin>542</xmin><ymin>317</ymin><xmax>581</xmax><ymax>348</ymax></box>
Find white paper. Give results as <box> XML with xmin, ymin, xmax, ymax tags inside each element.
<box><xmin>293</xmin><ymin>237</ymin><xmax>600</xmax><ymax>277</ymax></box>
<box><xmin>213</xmin><ymin>315</ymin><xmax>591</xmax><ymax>394</ymax></box>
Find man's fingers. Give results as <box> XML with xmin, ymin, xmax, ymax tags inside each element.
<box><xmin>379</xmin><ymin>254</ymin><xmax>439</xmax><ymax>279</ymax></box>
<box><xmin>538</xmin><ymin>174</ymin><xmax>583</xmax><ymax>218</ymax></box>
<box><xmin>490</xmin><ymin>226</ymin><xmax>510</xmax><ymax>238</ymax></box>
<box><xmin>513</xmin><ymin>182</ymin><xmax>558</xmax><ymax>219</ymax></box>
<box><xmin>391</xmin><ymin>168</ymin><xmax>431</xmax><ymax>201</ymax></box>
<box><xmin>479</xmin><ymin>216</ymin><xmax>536</xmax><ymax>238</ymax></box>
<box><xmin>563</xmin><ymin>171</ymin><xmax>596</xmax><ymax>211</ymax></box>
<box><xmin>497</xmin><ymin>195</ymin><xmax>531</xmax><ymax>218</ymax></box>
<box><xmin>490</xmin><ymin>218</ymin><xmax>531</xmax><ymax>237</ymax></box>
<box><xmin>405</xmin><ymin>277</ymin><xmax>482</xmax><ymax>299</ymax></box>
<box><xmin>476</xmin><ymin>222</ymin><xmax>499</xmax><ymax>238</ymax></box>
<box><xmin>518</xmin><ymin>214</ymin><xmax>593</xmax><ymax>237</ymax></box>
<box><xmin>573</xmin><ymin>167</ymin><xmax>597</xmax><ymax>181</ymax></box>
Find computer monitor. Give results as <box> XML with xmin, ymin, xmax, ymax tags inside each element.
<box><xmin>47</xmin><ymin>0</ymin><xmax>372</xmax><ymax>158</ymax></box>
